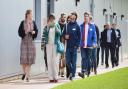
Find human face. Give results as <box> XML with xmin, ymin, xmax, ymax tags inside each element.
<box><xmin>27</xmin><ymin>12</ymin><xmax>32</xmax><ymax>20</ymax></box>
<box><xmin>67</xmin><ymin>18</ymin><xmax>71</xmax><ymax>23</ymax></box>
<box><xmin>61</xmin><ymin>15</ymin><xmax>66</xmax><ymax>23</ymax></box>
<box><xmin>112</xmin><ymin>23</ymin><xmax>116</xmax><ymax>29</ymax></box>
<box><xmin>106</xmin><ymin>24</ymin><xmax>111</xmax><ymax>30</ymax></box>
<box><xmin>48</xmin><ymin>17</ymin><xmax>55</xmax><ymax>26</ymax></box>
<box><xmin>67</xmin><ymin>16</ymin><xmax>71</xmax><ymax>23</ymax></box>
<box><xmin>70</xmin><ymin>15</ymin><xmax>76</xmax><ymax>23</ymax></box>
<box><xmin>49</xmin><ymin>17</ymin><xmax>55</xmax><ymax>23</ymax></box>
<box><xmin>84</xmin><ymin>14</ymin><xmax>89</xmax><ymax>23</ymax></box>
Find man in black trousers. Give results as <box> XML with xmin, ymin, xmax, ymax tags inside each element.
<box><xmin>100</xmin><ymin>25</ymin><xmax>107</xmax><ymax>65</ymax></box>
<box><xmin>104</xmin><ymin>23</ymin><xmax>116</xmax><ymax>68</ymax></box>
<box><xmin>112</xmin><ymin>23</ymin><xmax>121</xmax><ymax>66</ymax></box>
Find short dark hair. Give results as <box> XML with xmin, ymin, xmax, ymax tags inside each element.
<box><xmin>89</xmin><ymin>15</ymin><xmax>93</xmax><ymax>20</ymax></box>
<box><xmin>48</xmin><ymin>14</ymin><xmax>55</xmax><ymax>20</ymax></box>
<box><xmin>84</xmin><ymin>12</ymin><xmax>90</xmax><ymax>17</ymax></box>
<box><xmin>104</xmin><ymin>25</ymin><xmax>106</xmax><ymax>29</ymax></box>
<box><xmin>61</xmin><ymin>13</ymin><xmax>66</xmax><ymax>18</ymax></box>
<box><xmin>67</xmin><ymin>15</ymin><xmax>71</xmax><ymax>22</ymax></box>
<box><xmin>71</xmin><ymin>12</ymin><xmax>78</xmax><ymax>20</ymax></box>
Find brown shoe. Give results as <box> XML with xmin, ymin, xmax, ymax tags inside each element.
<box><xmin>49</xmin><ymin>80</ymin><xmax>54</xmax><ymax>83</ymax></box>
<box><xmin>54</xmin><ymin>80</ymin><xmax>58</xmax><ymax>83</ymax></box>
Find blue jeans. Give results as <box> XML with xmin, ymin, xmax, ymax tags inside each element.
<box><xmin>90</xmin><ymin>48</ymin><xmax>97</xmax><ymax>70</ymax></box>
<box><xmin>81</xmin><ymin>48</ymin><xmax>92</xmax><ymax>74</ymax></box>
<box><xmin>66</xmin><ymin>48</ymin><xmax>77</xmax><ymax>77</ymax></box>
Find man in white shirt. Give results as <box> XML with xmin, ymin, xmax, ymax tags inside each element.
<box><xmin>104</xmin><ymin>23</ymin><xmax>116</xmax><ymax>68</ymax></box>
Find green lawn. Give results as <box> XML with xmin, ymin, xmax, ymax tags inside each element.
<box><xmin>53</xmin><ymin>67</ymin><xmax>128</xmax><ymax>89</ymax></box>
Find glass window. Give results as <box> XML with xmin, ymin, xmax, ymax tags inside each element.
<box><xmin>110</xmin><ymin>15</ymin><xmax>113</xmax><ymax>24</ymax></box>
<box><xmin>35</xmin><ymin>0</ymin><xmax>41</xmax><ymax>40</ymax></box>
<box><xmin>105</xmin><ymin>14</ymin><xmax>109</xmax><ymax>23</ymax></box>
<box><xmin>113</xmin><ymin>16</ymin><xmax>117</xmax><ymax>24</ymax></box>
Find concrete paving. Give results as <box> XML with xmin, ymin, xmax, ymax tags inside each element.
<box><xmin>0</xmin><ymin>59</ymin><xmax>128</xmax><ymax>89</ymax></box>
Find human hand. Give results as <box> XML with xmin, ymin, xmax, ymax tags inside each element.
<box><xmin>93</xmin><ymin>44</ymin><xmax>97</xmax><ymax>48</ymax></box>
<box><xmin>65</xmin><ymin>35</ymin><xmax>69</xmax><ymax>39</ymax></box>
<box><xmin>32</xmin><ymin>31</ymin><xmax>35</xmax><ymax>34</ymax></box>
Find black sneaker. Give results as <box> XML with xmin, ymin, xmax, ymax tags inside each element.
<box><xmin>78</xmin><ymin>72</ymin><xmax>85</xmax><ymax>79</ymax></box>
<box><xmin>101</xmin><ymin>62</ymin><xmax>104</xmax><ymax>65</ymax></box>
<box><xmin>22</xmin><ymin>74</ymin><xmax>25</xmax><ymax>80</ymax></box>
<box><xmin>61</xmin><ymin>75</ymin><xmax>64</xmax><ymax>77</ymax></box>
<box><xmin>66</xmin><ymin>73</ymin><xmax>70</xmax><ymax>78</ymax></box>
<box><xmin>112</xmin><ymin>65</ymin><xmax>115</xmax><ymax>68</ymax></box>
<box><xmin>115</xmin><ymin>63</ymin><xmax>119</xmax><ymax>66</ymax></box>
<box><xmin>94</xmin><ymin>69</ymin><xmax>97</xmax><ymax>75</ymax></box>
<box><xmin>105</xmin><ymin>65</ymin><xmax>109</xmax><ymax>68</ymax></box>
<box><xmin>87</xmin><ymin>74</ymin><xmax>90</xmax><ymax>77</ymax></box>
<box><xmin>87</xmin><ymin>72</ymin><xmax>90</xmax><ymax>77</ymax></box>
<box><xmin>69</xmin><ymin>73</ymin><xmax>73</xmax><ymax>81</ymax></box>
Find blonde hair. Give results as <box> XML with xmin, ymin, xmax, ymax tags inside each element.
<box><xmin>25</xmin><ymin>9</ymin><xmax>32</xmax><ymax>19</ymax></box>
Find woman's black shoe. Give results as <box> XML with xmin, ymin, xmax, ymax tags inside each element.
<box><xmin>22</xmin><ymin>74</ymin><xmax>25</xmax><ymax>80</ymax></box>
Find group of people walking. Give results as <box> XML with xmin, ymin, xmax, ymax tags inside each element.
<box><xmin>18</xmin><ymin>9</ymin><xmax>121</xmax><ymax>83</ymax></box>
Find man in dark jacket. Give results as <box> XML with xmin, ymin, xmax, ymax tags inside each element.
<box><xmin>95</xmin><ymin>25</ymin><xmax>100</xmax><ymax>67</ymax></box>
<box><xmin>104</xmin><ymin>23</ymin><xmax>116</xmax><ymax>68</ymax></box>
<box><xmin>100</xmin><ymin>25</ymin><xmax>107</xmax><ymax>65</ymax></box>
<box><xmin>62</xmin><ymin>12</ymin><xmax>80</xmax><ymax>80</ymax></box>
<box><xmin>112</xmin><ymin>23</ymin><xmax>121</xmax><ymax>66</ymax></box>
